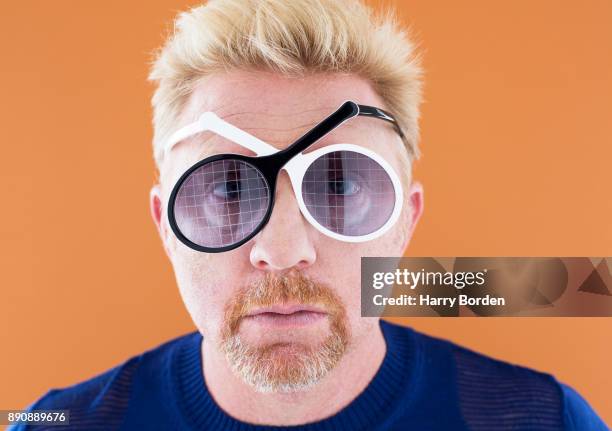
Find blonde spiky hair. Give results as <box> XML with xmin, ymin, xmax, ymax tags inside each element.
<box><xmin>148</xmin><ymin>0</ymin><xmax>423</xmax><ymax>169</ymax></box>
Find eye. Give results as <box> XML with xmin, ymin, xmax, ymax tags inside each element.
<box><xmin>328</xmin><ymin>176</ymin><xmax>361</xmax><ymax>196</ymax></box>
<box><xmin>213</xmin><ymin>179</ymin><xmax>241</xmax><ymax>200</ymax></box>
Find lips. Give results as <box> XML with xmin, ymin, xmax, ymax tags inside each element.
<box><xmin>247</xmin><ymin>303</ymin><xmax>326</xmax><ymax>316</ymax></box>
<box><xmin>243</xmin><ymin>303</ymin><xmax>328</xmax><ymax>328</ymax></box>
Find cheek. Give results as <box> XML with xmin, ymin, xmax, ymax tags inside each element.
<box><xmin>171</xmin><ymin>248</ymin><xmax>245</xmax><ymax>340</ymax></box>
<box><xmin>315</xmin><ymin>238</ymin><xmax>401</xmax><ymax>337</ymax></box>
<box><xmin>314</xmin><ymin>243</ymin><xmax>367</xmax><ymax>327</ymax></box>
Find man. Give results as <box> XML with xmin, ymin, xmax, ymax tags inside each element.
<box><xmin>15</xmin><ymin>0</ymin><xmax>608</xmax><ymax>429</ymax></box>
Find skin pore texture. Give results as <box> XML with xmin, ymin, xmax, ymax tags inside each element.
<box><xmin>150</xmin><ymin>70</ymin><xmax>424</xmax><ymax>426</ymax></box>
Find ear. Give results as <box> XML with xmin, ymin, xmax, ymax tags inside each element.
<box><xmin>401</xmin><ymin>181</ymin><xmax>424</xmax><ymax>254</ymax></box>
<box><xmin>150</xmin><ymin>184</ymin><xmax>173</xmax><ymax>260</ymax></box>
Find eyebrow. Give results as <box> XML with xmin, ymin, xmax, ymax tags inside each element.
<box><xmin>191</xmin><ymin>133</ymin><xmax>257</xmax><ymax>160</ymax></box>
<box><xmin>164</xmin><ymin>101</ymin><xmax>404</xmax><ymax>158</ymax></box>
<box><xmin>191</xmin><ymin>117</ymin><xmax>391</xmax><ymax>162</ymax></box>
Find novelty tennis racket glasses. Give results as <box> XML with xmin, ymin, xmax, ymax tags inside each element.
<box><xmin>164</xmin><ymin>101</ymin><xmax>405</xmax><ymax>252</ymax></box>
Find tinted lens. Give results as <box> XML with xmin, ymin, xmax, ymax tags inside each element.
<box><xmin>172</xmin><ymin>159</ymin><xmax>270</xmax><ymax>248</ymax></box>
<box><xmin>302</xmin><ymin>151</ymin><xmax>396</xmax><ymax>236</ymax></box>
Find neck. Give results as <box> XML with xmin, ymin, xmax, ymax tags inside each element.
<box><xmin>201</xmin><ymin>320</ymin><xmax>387</xmax><ymax>426</ymax></box>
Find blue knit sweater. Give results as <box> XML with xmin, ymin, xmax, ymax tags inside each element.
<box><xmin>11</xmin><ymin>320</ymin><xmax>609</xmax><ymax>430</ymax></box>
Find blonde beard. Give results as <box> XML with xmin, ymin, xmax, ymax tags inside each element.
<box><xmin>219</xmin><ymin>270</ymin><xmax>350</xmax><ymax>393</ymax></box>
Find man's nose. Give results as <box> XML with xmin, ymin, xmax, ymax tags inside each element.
<box><xmin>249</xmin><ymin>171</ymin><xmax>316</xmax><ymax>271</ymax></box>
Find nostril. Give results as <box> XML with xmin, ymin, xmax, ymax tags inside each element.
<box><xmin>255</xmin><ymin>260</ymin><xmax>269</xmax><ymax>270</ymax></box>
<box><xmin>296</xmin><ymin>259</ymin><xmax>313</xmax><ymax>269</ymax></box>
<box><xmin>251</xmin><ymin>257</ymin><xmax>314</xmax><ymax>272</ymax></box>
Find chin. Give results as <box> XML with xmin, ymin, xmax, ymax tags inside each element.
<box><xmin>222</xmin><ymin>329</ymin><xmax>348</xmax><ymax>393</ymax></box>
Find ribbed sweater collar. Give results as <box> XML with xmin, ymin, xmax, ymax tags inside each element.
<box><xmin>172</xmin><ymin>320</ymin><xmax>420</xmax><ymax>431</ymax></box>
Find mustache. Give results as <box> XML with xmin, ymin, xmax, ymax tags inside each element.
<box><xmin>221</xmin><ymin>270</ymin><xmax>346</xmax><ymax>337</ymax></box>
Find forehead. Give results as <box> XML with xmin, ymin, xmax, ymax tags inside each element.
<box><xmin>162</xmin><ymin>71</ymin><xmax>403</xmax><ymax>182</ymax></box>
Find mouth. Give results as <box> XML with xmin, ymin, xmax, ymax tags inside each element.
<box><xmin>243</xmin><ymin>304</ymin><xmax>328</xmax><ymax>328</ymax></box>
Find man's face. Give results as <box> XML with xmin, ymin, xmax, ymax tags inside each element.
<box><xmin>150</xmin><ymin>71</ymin><xmax>423</xmax><ymax>392</ymax></box>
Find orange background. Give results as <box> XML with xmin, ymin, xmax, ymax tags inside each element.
<box><xmin>1</xmin><ymin>0</ymin><xmax>611</xmax><ymax>425</ymax></box>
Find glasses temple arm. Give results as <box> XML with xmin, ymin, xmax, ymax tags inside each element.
<box><xmin>357</xmin><ymin>105</ymin><xmax>406</xmax><ymax>139</ymax></box>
